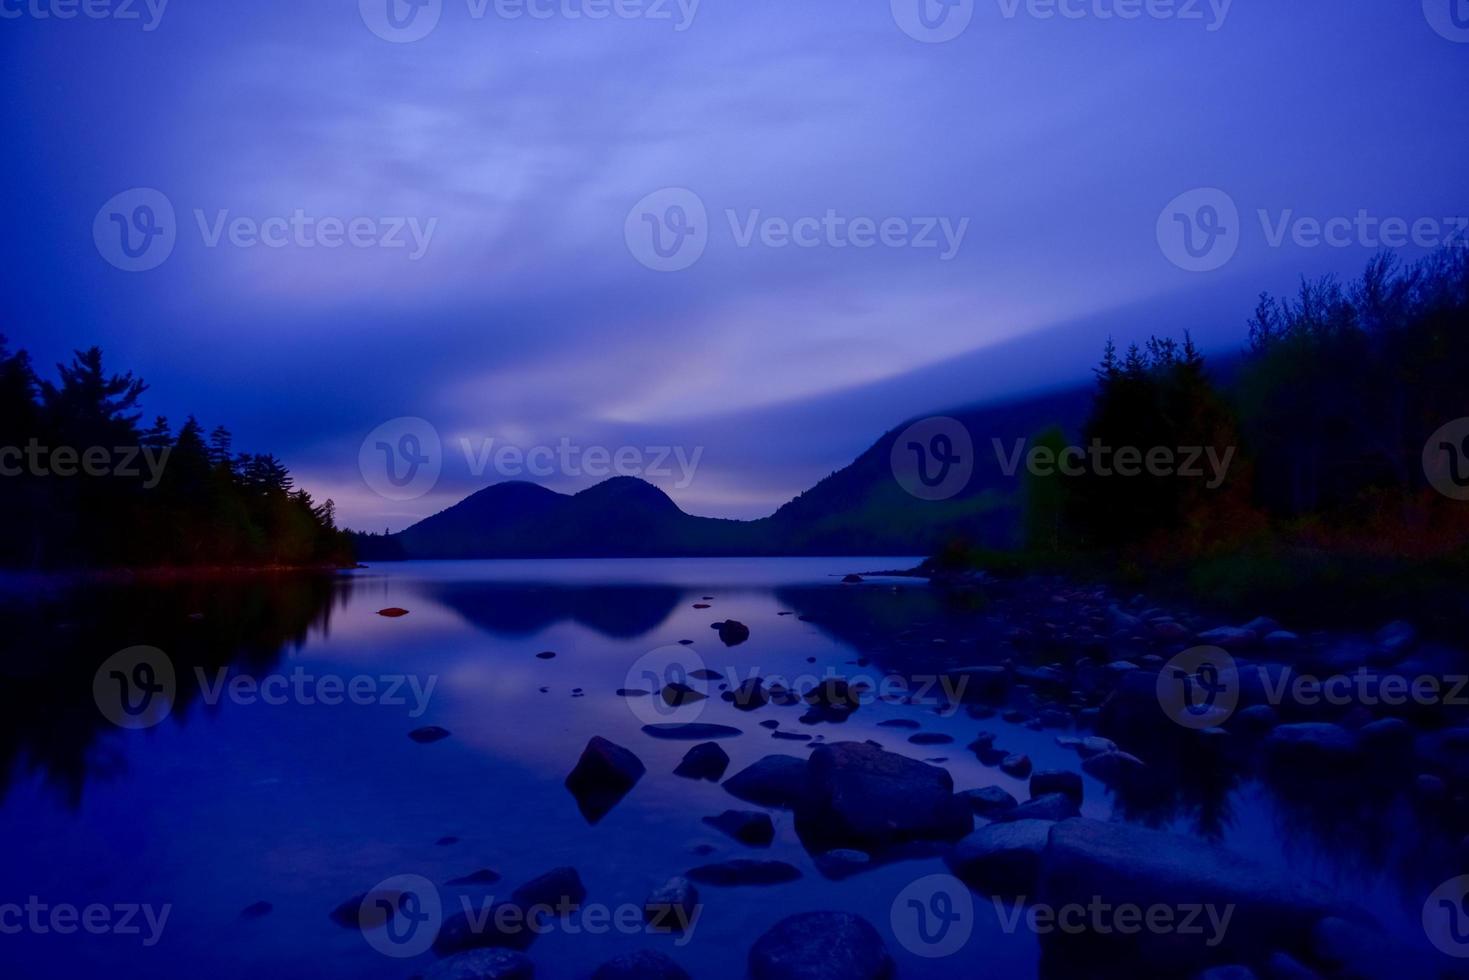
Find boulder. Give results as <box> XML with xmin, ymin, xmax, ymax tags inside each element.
<box><xmin>661</xmin><ymin>682</ymin><xmax>707</xmax><ymax>707</ymax></box>
<box><xmin>674</xmin><ymin>742</ymin><xmax>730</xmax><ymax>781</ymax></box>
<box><xmin>723</xmin><ymin>755</ymin><xmax>811</xmax><ymax>809</ymax></box>
<box><xmin>1197</xmin><ymin>626</ymin><xmax>1257</xmax><ymax>649</ymax></box>
<box><xmin>748</xmin><ymin>911</ymin><xmax>893</xmax><ymax>980</ymax></box>
<box><xmin>1262</xmin><ymin>723</ymin><xmax>1359</xmax><ymax>770</ymax></box>
<box><xmin>717</xmin><ymin>620</ymin><xmax>751</xmax><ymax>646</ymax></box>
<box><xmin>958</xmin><ymin>785</ymin><xmax>1019</xmax><ymax>817</ymax></box>
<box><xmin>798</xmin><ymin>741</ymin><xmax>971</xmax><ymax>850</ymax></box>
<box><xmin>426</xmin><ymin>949</ymin><xmax>535</xmax><ymax>980</ymax></box>
<box><xmin>999</xmin><ymin>753</ymin><xmax>1033</xmax><ymax>778</ymax></box>
<box><xmin>510</xmin><ymin>867</ymin><xmax>586</xmax><ymax>915</ymax></box>
<box><xmin>946</xmin><ymin>819</ymin><xmax>1052</xmax><ymax>896</ymax></box>
<box><xmin>992</xmin><ymin>792</ymin><xmax>1079</xmax><ymax>823</ymax></box>
<box><xmin>1036</xmin><ymin>819</ymin><xmax>1344</xmax><ymax>972</ymax></box>
<box><xmin>1080</xmin><ymin>751</ymin><xmax>1145</xmax><ymax>786</ymax></box>
<box><xmin>1374</xmin><ymin>620</ymin><xmax>1417</xmax><ymax>656</ymax></box>
<box><xmin>703</xmin><ymin>809</ymin><xmax>776</xmax><ymax>846</ymax></box>
<box><xmin>1030</xmin><ymin>770</ymin><xmax>1083</xmax><ymax>805</ymax></box>
<box><xmin>434</xmin><ymin>905</ymin><xmax>537</xmax><ymax>955</ymax></box>
<box><xmin>565</xmin><ymin>738</ymin><xmax>644</xmax><ymax>822</ymax></box>
<box><xmin>814</xmin><ymin>849</ymin><xmax>871</xmax><ymax>879</ymax></box>
<box><xmin>592</xmin><ymin>950</ymin><xmax>691</xmax><ymax>980</ymax></box>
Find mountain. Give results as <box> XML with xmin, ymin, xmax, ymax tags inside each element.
<box><xmin>357</xmin><ymin>384</ymin><xmax>1095</xmax><ymax>560</ymax></box>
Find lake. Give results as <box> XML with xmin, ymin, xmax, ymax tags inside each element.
<box><xmin>0</xmin><ymin>558</ymin><xmax>1449</xmax><ymax>977</ymax></box>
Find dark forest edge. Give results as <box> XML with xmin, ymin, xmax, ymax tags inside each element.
<box><xmin>0</xmin><ymin>344</ymin><xmax>353</xmax><ymax>570</ymax></box>
<box><xmin>929</xmin><ymin>248</ymin><xmax>1469</xmax><ymax>631</ymax></box>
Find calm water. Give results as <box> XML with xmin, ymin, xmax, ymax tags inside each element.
<box><xmin>0</xmin><ymin>559</ymin><xmax>1440</xmax><ymax>977</ymax></box>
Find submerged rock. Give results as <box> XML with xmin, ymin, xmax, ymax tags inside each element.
<box><xmin>703</xmin><ymin>809</ymin><xmax>776</xmax><ymax>846</ymax></box>
<box><xmin>377</xmin><ymin>607</ymin><xmax>410</xmax><ymax>617</ymax></box>
<box><xmin>593</xmin><ymin>950</ymin><xmax>691</xmax><ymax>980</ymax></box>
<box><xmin>999</xmin><ymin>753</ymin><xmax>1033</xmax><ymax>778</ymax></box>
<box><xmin>239</xmin><ymin>901</ymin><xmax>272</xmax><ymax>920</ymax></box>
<box><xmin>992</xmin><ymin>793</ymin><xmax>1079</xmax><ymax>823</ymax></box>
<box><xmin>1030</xmin><ymin>770</ymin><xmax>1083</xmax><ymax>805</ymax></box>
<box><xmin>511</xmin><ymin>866</ymin><xmax>586</xmax><ymax>915</ymax></box>
<box><xmin>426</xmin><ymin>949</ymin><xmax>535</xmax><ymax>980</ymax></box>
<box><xmin>408</xmin><ymin>725</ymin><xmax>451</xmax><ymax>744</ymax></box>
<box><xmin>447</xmin><ymin>869</ymin><xmax>503</xmax><ymax>886</ymax></box>
<box><xmin>687</xmin><ymin>859</ymin><xmax>802</xmax><ymax>886</ymax></box>
<box><xmin>644</xmin><ymin>876</ymin><xmax>700</xmax><ymax>934</ymax></box>
<box><xmin>641</xmin><ymin>723</ymin><xmax>743</xmax><ymax>740</ymax></box>
<box><xmin>814</xmin><ymin>848</ymin><xmax>872</xmax><ymax>879</ymax></box>
<box><xmin>661</xmin><ymin>682</ymin><xmax>708</xmax><ymax>707</ymax></box>
<box><xmin>749</xmin><ymin>911</ymin><xmax>893</xmax><ymax>980</ymax></box>
<box><xmin>674</xmin><ymin>741</ymin><xmax>731</xmax><ymax>781</ymax></box>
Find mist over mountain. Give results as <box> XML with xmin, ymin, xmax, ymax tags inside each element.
<box><xmin>355</xmin><ymin>384</ymin><xmax>1094</xmax><ymax>559</ymax></box>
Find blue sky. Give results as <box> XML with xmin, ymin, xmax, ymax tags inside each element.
<box><xmin>2</xmin><ymin>0</ymin><xmax>1465</xmax><ymax>529</ymax></box>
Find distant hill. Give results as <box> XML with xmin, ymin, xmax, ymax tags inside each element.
<box><xmin>355</xmin><ymin>384</ymin><xmax>1094</xmax><ymax>560</ymax></box>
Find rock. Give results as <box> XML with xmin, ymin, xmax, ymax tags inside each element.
<box><xmin>725</xmin><ymin>677</ymin><xmax>769</xmax><ymax>711</ymax></box>
<box><xmin>1263</xmin><ymin>723</ymin><xmax>1359</xmax><ymax>769</ymax></box>
<box><xmin>992</xmin><ymin>792</ymin><xmax>1079</xmax><ymax>823</ymax></box>
<box><xmin>773</xmin><ymin>731</ymin><xmax>812</xmax><ymax>742</ymax></box>
<box><xmin>592</xmin><ymin>951</ymin><xmax>691</xmax><ymax>980</ymax></box>
<box><xmin>958</xmin><ymin>785</ymin><xmax>1019</xmax><ymax>817</ymax></box>
<box><xmin>377</xmin><ymin>607</ymin><xmax>410</xmax><ymax>617</ymax></box>
<box><xmin>1076</xmin><ymin>736</ymin><xmax>1117</xmax><ymax>758</ymax></box>
<box><xmin>330</xmin><ymin>889</ymin><xmax>399</xmax><ymax>929</ymax></box>
<box><xmin>1232</xmin><ymin>704</ymin><xmax>1279</xmax><ymax>735</ymax></box>
<box><xmin>1261</xmin><ymin>951</ymin><xmax>1319</xmax><ymax>979</ymax></box>
<box><xmin>1000</xmin><ymin>753</ymin><xmax>1033</xmax><ymax>778</ymax></box>
<box><xmin>674</xmin><ymin>741</ymin><xmax>730</xmax><ymax>781</ymax></box>
<box><xmin>535</xmin><ymin>650</ymin><xmax>556</xmax><ymax>659</ymax></box>
<box><xmin>641</xmin><ymin>723</ymin><xmax>743</xmax><ymax>740</ymax></box>
<box><xmin>842</xmin><ymin>574</ymin><xmax>864</xmax><ymax>583</ymax></box>
<box><xmin>703</xmin><ymin>809</ymin><xmax>776</xmax><ymax>846</ymax></box>
<box><xmin>1239</xmin><ymin>616</ymin><xmax>1282</xmax><ymax>636</ymax></box>
<box><xmin>426</xmin><ymin>949</ymin><xmax>536</xmax><ymax>980</ymax></box>
<box><xmin>687</xmin><ymin>859</ymin><xmax>802</xmax><ymax>886</ymax></box>
<box><xmin>801</xmin><ymin>678</ymin><xmax>863</xmax><ymax>723</ymax></box>
<box><xmin>447</xmin><ymin>869</ymin><xmax>503</xmax><ymax>886</ymax></box>
<box><xmin>408</xmin><ymin>725</ymin><xmax>451</xmax><ymax>743</ymax></box>
<box><xmin>434</xmin><ymin>904</ymin><xmax>537</xmax><ymax>954</ymax></box>
<box><xmin>1030</xmin><ymin>770</ymin><xmax>1083</xmax><ymax>805</ymax></box>
<box><xmin>1358</xmin><ymin>717</ymin><xmax>1413</xmax><ymax>754</ymax></box>
<box><xmin>1080</xmin><ymin>751</ymin><xmax>1145</xmax><ymax>785</ymax></box>
<box><xmin>717</xmin><ymin>620</ymin><xmax>751</xmax><ymax>646</ymax></box>
<box><xmin>799</xmin><ymin>741</ymin><xmax>971</xmax><ymax>850</ymax></box>
<box><xmin>240</xmin><ymin>901</ymin><xmax>272</xmax><ymax>919</ymax></box>
<box><xmin>565</xmin><ymin>737</ymin><xmax>644</xmax><ymax>822</ymax></box>
<box><xmin>1035</xmin><ymin>819</ymin><xmax>1343</xmax><ymax>971</ymax></box>
<box><xmin>947</xmin><ymin>819</ymin><xmax>1053</xmax><ymax>896</ymax></box>
<box><xmin>644</xmin><ymin>876</ymin><xmax>699</xmax><ymax>934</ymax></box>
<box><xmin>723</xmin><ymin>755</ymin><xmax>811</xmax><ymax>808</ymax></box>
<box><xmin>948</xmin><ymin>665</ymin><xmax>1009</xmax><ymax>701</ymax></box>
<box><xmin>749</xmin><ymin>911</ymin><xmax>893</xmax><ymax>980</ymax></box>
<box><xmin>1151</xmin><ymin>620</ymin><xmax>1192</xmax><ymax>642</ymax></box>
<box><xmin>814</xmin><ymin>849</ymin><xmax>871</xmax><ymax>879</ymax></box>
<box><xmin>1197</xmin><ymin>626</ymin><xmax>1257</xmax><ymax>649</ymax></box>
<box><xmin>1194</xmin><ymin>969</ymin><xmax>1258</xmax><ymax>980</ymax></box>
<box><xmin>877</xmin><ymin>718</ymin><xmax>921</xmax><ymax>729</ymax></box>
<box><xmin>907</xmin><ymin>732</ymin><xmax>954</xmax><ymax>746</ymax></box>
<box><xmin>511</xmin><ymin>866</ymin><xmax>586</xmax><ymax>915</ymax></box>
<box><xmin>661</xmin><ymin>682</ymin><xmax>707</xmax><ymax>707</ymax></box>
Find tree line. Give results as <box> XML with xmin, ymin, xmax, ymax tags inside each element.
<box><xmin>0</xmin><ymin>342</ymin><xmax>352</xmax><ymax>569</ymax></box>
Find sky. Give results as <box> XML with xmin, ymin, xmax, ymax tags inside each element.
<box><xmin>1</xmin><ymin>0</ymin><xmax>1465</xmax><ymax>530</ymax></box>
